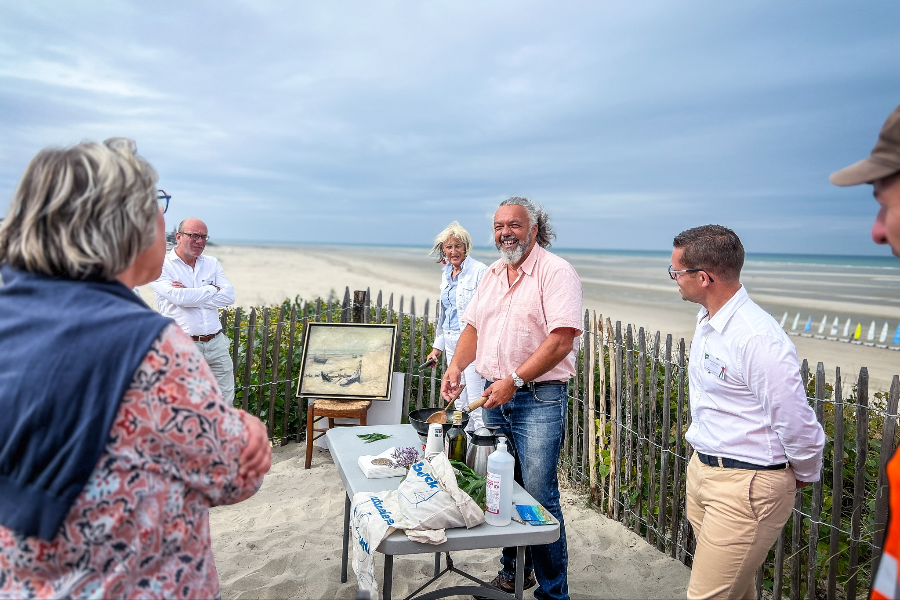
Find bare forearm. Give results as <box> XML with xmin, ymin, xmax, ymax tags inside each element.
<box><xmin>448</xmin><ymin>326</ymin><xmax>478</xmax><ymax>371</ymax></box>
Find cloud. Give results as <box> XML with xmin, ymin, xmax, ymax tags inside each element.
<box><xmin>0</xmin><ymin>1</ymin><xmax>898</xmax><ymax>254</ymax></box>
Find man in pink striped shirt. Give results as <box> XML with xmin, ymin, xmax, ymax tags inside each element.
<box><xmin>441</xmin><ymin>197</ymin><xmax>582</xmax><ymax>600</ymax></box>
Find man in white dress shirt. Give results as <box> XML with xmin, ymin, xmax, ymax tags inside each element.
<box><xmin>670</xmin><ymin>224</ymin><xmax>825</xmax><ymax>600</ymax></box>
<box><xmin>152</xmin><ymin>217</ymin><xmax>236</xmax><ymax>403</ymax></box>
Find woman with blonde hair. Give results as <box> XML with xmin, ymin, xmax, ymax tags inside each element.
<box><xmin>425</xmin><ymin>222</ymin><xmax>488</xmax><ymax>431</ymax></box>
<box><xmin>0</xmin><ymin>138</ymin><xmax>270</xmax><ymax>598</ymax></box>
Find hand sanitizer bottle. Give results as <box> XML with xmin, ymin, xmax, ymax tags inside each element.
<box><xmin>485</xmin><ymin>436</ymin><xmax>514</xmax><ymax>526</ymax></box>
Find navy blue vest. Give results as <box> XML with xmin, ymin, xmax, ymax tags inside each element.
<box><xmin>0</xmin><ymin>266</ymin><xmax>171</xmax><ymax>540</ymax></box>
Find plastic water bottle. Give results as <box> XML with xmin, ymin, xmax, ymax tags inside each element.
<box><xmin>485</xmin><ymin>436</ymin><xmax>514</xmax><ymax>526</ymax></box>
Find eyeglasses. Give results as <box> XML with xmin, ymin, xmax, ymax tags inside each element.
<box><xmin>179</xmin><ymin>232</ymin><xmax>209</xmax><ymax>242</ymax></box>
<box><xmin>157</xmin><ymin>190</ymin><xmax>171</xmax><ymax>214</ymax></box>
<box><xmin>668</xmin><ymin>265</ymin><xmax>714</xmax><ymax>283</ymax></box>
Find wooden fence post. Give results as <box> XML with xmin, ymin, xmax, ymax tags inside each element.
<box><xmin>353</xmin><ymin>290</ymin><xmax>366</xmax><ymax>323</ymax></box>
<box><xmin>658</xmin><ymin>333</ymin><xmax>672</xmax><ymax>553</ymax></box>
<box><xmin>791</xmin><ymin>359</ymin><xmax>810</xmax><ymax>600</ymax></box>
<box><xmin>282</xmin><ymin>303</ymin><xmax>297</xmax><ymax>445</ymax></box>
<box><xmin>826</xmin><ymin>368</ymin><xmax>844</xmax><ymax>600</ymax></box>
<box><xmin>647</xmin><ymin>330</ymin><xmax>660</xmax><ymax>546</ymax></box>
<box><xmin>611</xmin><ymin>321</ymin><xmax>622</xmax><ymax>520</ymax></box>
<box><xmin>231</xmin><ymin>307</ymin><xmax>242</xmax><ymax>379</ymax></box>
<box><xmin>258</xmin><ymin>309</ymin><xmax>270</xmax><ymax>421</ymax></box>
<box><xmin>587</xmin><ymin>312</ymin><xmax>598</xmax><ymax>504</ymax></box>
<box><xmin>636</xmin><ymin>327</ymin><xmax>646</xmax><ymax>536</ymax></box>
<box><xmin>242</xmin><ymin>308</ymin><xmax>257</xmax><ymax>412</ymax></box>
<box><xmin>847</xmin><ymin>367</ymin><xmax>869</xmax><ymax>600</ymax></box>
<box><xmin>807</xmin><ymin>362</ymin><xmax>826</xmax><ymax>600</ymax></box>
<box><xmin>266</xmin><ymin>307</ymin><xmax>283</xmax><ymax>437</ymax></box>
<box><xmin>341</xmin><ymin>287</ymin><xmax>350</xmax><ymax>323</ymax></box>
<box><xmin>416</xmin><ymin>300</ymin><xmax>430</xmax><ymax>410</ymax></box>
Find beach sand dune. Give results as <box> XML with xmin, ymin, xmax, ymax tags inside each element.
<box><xmin>210</xmin><ymin>443</ymin><xmax>691</xmax><ymax>599</ymax></box>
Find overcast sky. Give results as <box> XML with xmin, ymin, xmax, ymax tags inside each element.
<box><xmin>1</xmin><ymin>2</ymin><xmax>898</xmax><ymax>254</ymax></box>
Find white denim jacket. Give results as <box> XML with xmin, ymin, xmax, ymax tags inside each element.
<box><xmin>432</xmin><ymin>255</ymin><xmax>488</xmax><ymax>351</ymax></box>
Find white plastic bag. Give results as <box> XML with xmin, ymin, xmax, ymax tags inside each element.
<box><xmin>350</xmin><ymin>453</ymin><xmax>485</xmax><ymax>595</ymax></box>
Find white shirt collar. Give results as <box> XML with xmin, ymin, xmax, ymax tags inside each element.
<box><xmin>697</xmin><ymin>285</ymin><xmax>749</xmax><ymax>333</ymax></box>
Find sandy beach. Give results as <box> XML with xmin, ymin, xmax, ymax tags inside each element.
<box><xmin>138</xmin><ymin>243</ymin><xmax>900</xmax><ymax>392</ymax></box>
<box><xmin>210</xmin><ymin>443</ymin><xmax>691</xmax><ymax>600</ymax></box>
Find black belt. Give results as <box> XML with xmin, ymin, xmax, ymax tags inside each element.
<box><xmin>698</xmin><ymin>452</ymin><xmax>786</xmax><ymax>471</ymax></box>
<box><xmin>488</xmin><ymin>380</ymin><xmax>568</xmax><ymax>391</ymax></box>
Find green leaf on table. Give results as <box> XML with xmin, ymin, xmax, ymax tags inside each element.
<box><xmin>357</xmin><ymin>433</ymin><xmax>392</xmax><ymax>443</ymax></box>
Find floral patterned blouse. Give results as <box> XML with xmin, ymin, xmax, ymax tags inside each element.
<box><xmin>0</xmin><ymin>323</ymin><xmax>263</xmax><ymax>599</ymax></box>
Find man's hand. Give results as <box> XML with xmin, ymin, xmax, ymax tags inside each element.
<box><xmin>441</xmin><ymin>365</ymin><xmax>463</xmax><ymax>401</ymax></box>
<box><xmin>171</xmin><ymin>280</ymin><xmax>186</xmax><ymax>289</ymax></box>
<box><xmin>483</xmin><ymin>376</ymin><xmax>517</xmax><ymax>409</ymax></box>
<box><xmin>238</xmin><ymin>410</ymin><xmax>272</xmax><ymax>480</ymax></box>
<box><xmin>796</xmin><ymin>480</ymin><xmax>810</xmax><ymax>490</ymax></box>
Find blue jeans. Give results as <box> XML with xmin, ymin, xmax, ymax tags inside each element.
<box><xmin>482</xmin><ymin>382</ymin><xmax>569</xmax><ymax>600</ymax></box>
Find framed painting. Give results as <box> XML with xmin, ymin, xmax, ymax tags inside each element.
<box><xmin>296</xmin><ymin>322</ymin><xmax>399</xmax><ymax>401</ymax></box>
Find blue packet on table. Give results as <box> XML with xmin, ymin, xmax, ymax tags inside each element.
<box><xmin>514</xmin><ymin>504</ymin><xmax>554</xmax><ymax>525</ymax></box>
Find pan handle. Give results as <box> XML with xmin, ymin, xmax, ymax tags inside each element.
<box><xmin>466</xmin><ymin>396</ymin><xmax>488</xmax><ymax>411</ymax></box>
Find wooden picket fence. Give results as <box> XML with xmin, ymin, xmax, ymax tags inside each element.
<box><xmin>220</xmin><ymin>288</ymin><xmax>900</xmax><ymax>600</ymax></box>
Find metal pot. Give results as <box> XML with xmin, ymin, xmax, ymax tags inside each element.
<box><xmin>465</xmin><ymin>427</ymin><xmax>497</xmax><ymax>476</ymax></box>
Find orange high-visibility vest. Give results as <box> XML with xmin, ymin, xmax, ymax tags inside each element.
<box><xmin>873</xmin><ymin>450</ymin><xmax>900</xmax><ymax>599</ymax></box>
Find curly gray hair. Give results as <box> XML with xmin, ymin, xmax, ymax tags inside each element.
<box><xmin>0</xmin><ymin>137</ymin><xmax>159</xmax><ymax>281</ymax></box>
<box><xmin>498</xmin><ymin>196</ymin><xmax>555</xmax><ymax>248</ymax></box>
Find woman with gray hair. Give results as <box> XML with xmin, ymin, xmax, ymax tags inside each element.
<box><xmin>0</xmin><ymin>138</ymin><xmax>270</xmax><ymax>599</ymax></box>
<box><xmin>424</xmin><ymin>221</ymin><xmax>488</xmax><ymax>431</ymax></box>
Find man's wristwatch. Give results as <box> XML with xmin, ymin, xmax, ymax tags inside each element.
<box><xmin>511</xmin><ymin>371</ymin><xmax>525</xmax><ymax>388</ymax></box>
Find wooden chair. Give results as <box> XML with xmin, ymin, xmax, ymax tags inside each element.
<box><xmin>305</xmin><ymin>398</ymin><xmax>372</xmax><ymax>469</ymax></box>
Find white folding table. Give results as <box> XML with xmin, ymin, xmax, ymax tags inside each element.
<box><xmin>326</xmin><ymin>424</ymin><xmax>560</xmax><ymax>600</ymax></box>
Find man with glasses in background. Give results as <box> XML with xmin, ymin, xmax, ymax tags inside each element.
<box><xmin>152</xmin><ymin>217</ymin><xmax>236</xmax><ymax>403</ymax></box>
<box><xmin>670</xmin><ymin>224</ymin><xmax>824</xmax><ymax>599</ymax></box>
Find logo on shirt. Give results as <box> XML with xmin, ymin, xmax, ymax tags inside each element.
<box><xmin>704</xmin><ymin>353</ymin><xmax>726</xmax><ymax>379</ymax></box>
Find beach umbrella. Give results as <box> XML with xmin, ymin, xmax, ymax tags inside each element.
<box><xmin>879</xmin><ymin>322</ymin><xmax>889</xmax><ymax>344</ymax></box>
<box><xmin>854</xmin><ymin>323</ymin><xmax>862</xmax><ymax>340</ymax></box>
<box><xmin>791</xmin><ymin>313</ymin><xmax>800</xmax><ymax>330</ymax></box>
<box><xmin>843</xmin><ymin>318</ymin><xmax>852</xmax><ymax>337</ymax></box>
<box><xmin>867</xmin><ymin>321</ymin><xmax>876</xmax><ymax>341</ymax></box>
<box><xmin>779</xmin><ymin>312</ymin><xmax>788</xmax><ymax>328</ymax></box>
<box><xmin>803</xmin><ymin>317</ymin><xmax>812</xmax><ymax>333</ymax></box>
<box><xmin>830</xmin><ymin>317</ymin><xmax>839</xmax><ymax>336</ymax></box>
<box><xmin>893</xmin><ymin>324</ymin><xmax>900</xmax><ymax>345</ymax></box>
<box><xmin>817</xmin><ymin>315</ymin><xmax>827</xmax><ymax>334</ymax></box>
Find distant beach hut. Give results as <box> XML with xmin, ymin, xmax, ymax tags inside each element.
<box><xmin>867</xmin><ymin>321</ymin><xmax>876</xmax><ymax>341</ymax></box>
<box><xmin>779</xmin><ymin>312</ymin><xmax>788</xmax><ymax>328</ymax></box>
<box><xmin>830</xmin><ymin>316</ymin><xmax>839</xmax><ymax>336</ymax></box>
<box><xmin>803</xmin><ymin>317</ymin><xmax>812</xmax><ymax>333</ymax></box>
<box><xmin>843</xmin><ymin>319</ymin><xmax>852</xmax><ymax>337</ymax></box>
<box><xmin>894</xmin><ymin>324</ymin><xmax>900</xmax><ymax>345</ymax></box>
<box><xmin>854</xmin><ymin>323</ymin><xmax>862</xmax><ymax>340</ymax></box>
<box><xmin>880</xmin><ymin>322</ymin><xmax>889</xmax><ymax>344</ymax></box>
<box><xmin>817</xmin><ymin>315</ymin><xmax>827</xmax><ymax>334</ymax></box>
<box><xmin>791</xmin><ymin>313</ymin><xmax>800</xmax><ymax>330</ymax></box>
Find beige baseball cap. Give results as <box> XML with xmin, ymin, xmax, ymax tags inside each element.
<box><xmin>830</xmin><ymin>105</ymin><xmax>900</xmax><ymax>186</ymax></box>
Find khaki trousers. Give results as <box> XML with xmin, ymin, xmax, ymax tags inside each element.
<box><xmin>686</xmin><ymin>453</ymin><xmax>797</xmax><ymax>600</ymax></box>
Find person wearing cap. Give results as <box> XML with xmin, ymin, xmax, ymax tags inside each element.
<box><xmin>151</xmin><ymin>218</ymin><xmax>237</xmax><ymax>403</ymax></box>
<box><xmin>829</xmin><ymin>104</ymin><xmax>900</xmax><ymax>600</ymax></box>
<box><xmin>671</xmin><ymin>224</ymin><xmax>825</xmax><ymax>600</ymax></box>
